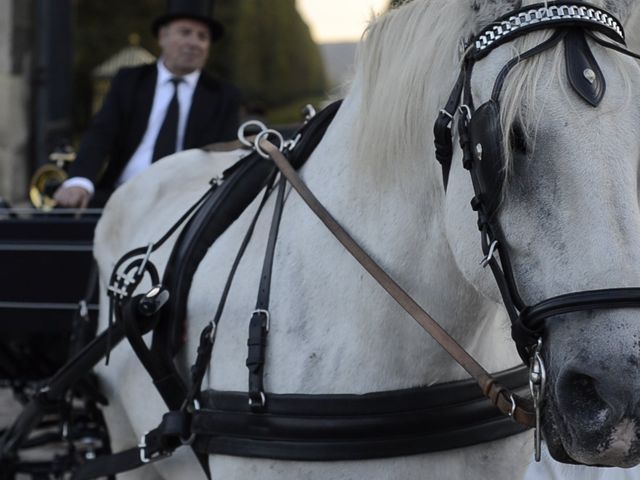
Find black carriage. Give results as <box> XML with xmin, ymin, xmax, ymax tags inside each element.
<box><xmin>0</xmin><ymin>208</ymin><xmax>111</xmax><ymax>479</ymax></box>
<box><xmin>0</xmin><ymin>209</ymin><xmax>100</xmax><ymax>384</ymax></box>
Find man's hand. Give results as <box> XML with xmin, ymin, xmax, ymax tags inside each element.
<box><xmin>53</xmin><ymin>185</ymin><xmax>91</xmax><ymax>209</ymax></box>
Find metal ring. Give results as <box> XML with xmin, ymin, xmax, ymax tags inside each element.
<box><xmin>255</xmin><ymin>129</ymin><xmax>284</xmax><ymax>159</ymax></box>
<box><xmin>480</xmin><ymin>240</ymin><xmax>499</xmax><ymax>268</ymax></box>
<box><xmin>237</xmin><ymin>120</ymin><xmax>267</xmax><ymax>148</ymax></box>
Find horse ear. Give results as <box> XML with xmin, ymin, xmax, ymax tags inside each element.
<box><xmin>470</xmin><ymin>0</ymin><xmax>523</xmax><ymax>30</ymax></box>
<box><xmin>604</xmin><ymin>0</ymin><xmax>635</xmax><ymax>22</ymax></box>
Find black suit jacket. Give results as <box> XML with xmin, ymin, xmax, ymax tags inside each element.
<box><xmin>70</xmin><ymin>63</ymin><xmax>241</xmax><ymax>195</ymax></box>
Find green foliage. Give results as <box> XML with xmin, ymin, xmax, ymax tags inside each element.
<box><xmin>73</xmin><ymin>0</ymin><xmax>327</xmax><ymax>129</ymax></box>
<box><xmin>73</xmin><ymin>0</ymin><xmax>163</xmax><ymax>131</ymax></box>
<box><xmin>226</xmin><ymin>0</ymin><xmax>326</xmax><ymax>112</ymax></box>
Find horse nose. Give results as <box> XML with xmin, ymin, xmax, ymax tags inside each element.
<box><xmin>555</xmin><ymin>361</ymin><xmax>635</xmax><ymax>432</ymax></box>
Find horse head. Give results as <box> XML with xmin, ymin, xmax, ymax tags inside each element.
<box><xmin>443</xmin><ymin>0</ymin><xmax>640</xmax><ymax>467</ymax></box>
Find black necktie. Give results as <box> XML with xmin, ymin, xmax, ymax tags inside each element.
<box><xmin>152</xmin><ymin>77</ymin><xmax>183</xmax><ymax>162</ymax></box>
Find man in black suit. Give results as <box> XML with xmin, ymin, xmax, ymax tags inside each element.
<box><xmin>54</xmin><ymin>0</ymin><xmax>241</xmax><ymax>208</ymax></box>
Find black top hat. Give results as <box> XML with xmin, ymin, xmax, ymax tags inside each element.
<box><xmin>152</xmin><ymin>0</ymin><xmax>224</xmax><ymax>41</ymax></box>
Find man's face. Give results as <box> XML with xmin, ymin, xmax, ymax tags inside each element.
<box><xmin>158</xmin><ymin>19</ymin><xmax>211</xmax><ymax>75</ymax></box>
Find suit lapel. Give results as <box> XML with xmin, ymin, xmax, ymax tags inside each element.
<box><xmin>184</xmin><ymin>74</ymin><xmax>220</xmax><ymax>149</ymax></box>
<box><xmin>128</xmin><ymin>66</ymin><xmax>157</xmax><ymax>154</ymax></box>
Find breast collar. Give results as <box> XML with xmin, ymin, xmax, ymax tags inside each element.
<box><xmin>149</xmin><ymin>99</ymin><xmax>530</xmax><ymax>461</ymax></box>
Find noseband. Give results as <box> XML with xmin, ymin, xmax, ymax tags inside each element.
<box><xmin>435</xmin><ymin>1</ymin><xmax>640</xmax><ymax>362</ymax></box>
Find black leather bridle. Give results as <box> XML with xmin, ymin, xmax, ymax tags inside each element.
<box><xmin>435</xmin><ymin>0</ymin><xmax>640</xmax><ymax>363</ymax></box>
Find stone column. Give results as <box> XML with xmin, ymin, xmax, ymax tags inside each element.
<box><xmin>0</xmin><ymin>0</ymin><xmax>31</xmax><ymax>204</ymax></box>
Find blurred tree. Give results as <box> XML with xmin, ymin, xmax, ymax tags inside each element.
<box><xmin>73</xmin><ymin>0</ymin><xmax>326</xmax><ymax>133</ymax></box>
<box><xmin>226</xmin><ymin>0</ymin><xmax>326</xmax><ymax>112</ymax></box>
<box><xmin>73</xmin><ymin>0</ymin><xmax>163</xmax><ymax>133</ymax></box>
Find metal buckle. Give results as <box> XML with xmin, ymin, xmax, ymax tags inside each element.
<box><xmin>78</xmin><ymin>299</ymin><xmax>89</xmax><ymax>319</ymax></box>
<box><xmin>180</xmin><ymin>399</ymin><xmax>200</xmax><ymax>445</ymax></box>
<box><xmin>138</xmin><ymin>431</ymin><xmax>172</xmax><ymax>464</ymax></box>
<box><xmin>507</xmin><ymin>394</ymin><xmax>517</xmax><ymax>419</ymax></box>
<box><xmin>302</xmin><ymin>104</ymin><xmax>317</xmax><ymax>122</ymax></box>
<box><xmin>252</xmin><ymin>309</ymin><xmax>270</xmax><ymax>332</ymax></box>
<box><xmin>208</xmin><ymin>321</ymin><xmax>218</xmax><ymax>342</ymax></box>
<box><xmin>284</xmin><ymin>133</ymin><xmax>302</xmax><ymax>152</ymax></box>
<box><xmin>248</xmin><ymin>391</ymin><xmax>266</xmax><ymax>409</ymax></box>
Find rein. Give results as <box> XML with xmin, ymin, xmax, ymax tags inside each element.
<box><xmin>260</xmin><ymin>140</ymin><xmax>536</xmax><ymax>426</ymax></box>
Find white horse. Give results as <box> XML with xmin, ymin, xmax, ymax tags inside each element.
<box><xmin>94</xmin><ymin>0</ymin><xmax>640</xmax><ymax>479</ymax></box>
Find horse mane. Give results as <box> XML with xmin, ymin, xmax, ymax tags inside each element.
<box><xmin>350</xmin><ymin>0</ymin><xmax>637</xmax><ymax>187</ymax></box>
<box><xmin>350</xmin><ymin>0</ymin><xmax>474</xmax><ymax>185</ymax></box>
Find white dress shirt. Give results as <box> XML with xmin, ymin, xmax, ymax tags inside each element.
<box><xmin>63</xmin><ymin>60</ymin><xmax>201</xmax><ymax>195</ymax></box>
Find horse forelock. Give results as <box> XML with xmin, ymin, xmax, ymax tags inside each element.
<box><xmin>495</xmin><ymin>0</ymin><xmax>637</xmax><ymax>185</ymax></box>
<box><xmin>349</xmin><ymin>0</ymin><xmax>638</xmax><ymax>195</ymax></box>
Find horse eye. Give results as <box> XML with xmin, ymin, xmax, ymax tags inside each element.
<box><xmin>510</xmin><ymin>124</ymin><xmax>528</xmax><ymax>154</ymax></box>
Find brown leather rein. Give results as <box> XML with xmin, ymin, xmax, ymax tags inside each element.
<box><xmin>260</xmin><ymin>139</ymin><xmax>536</xmax><ymax>428</ymax></box>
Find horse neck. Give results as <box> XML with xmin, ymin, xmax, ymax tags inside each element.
<box><xmin>294</xmin><ymin>84</ymin><xmax>520</xmax><ymax>386</ymax></box>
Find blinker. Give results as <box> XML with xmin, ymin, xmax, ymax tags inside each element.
<box><xmin>564</xmin><ymin>30</ymin><xmax>606</xmax><ymax>107</ymax></box>
<box><xmin>467</xmin><ymin>100</ymin><xmax>505</xmax><ymax>216</ymax></box>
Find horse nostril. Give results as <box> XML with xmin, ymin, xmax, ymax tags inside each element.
<box><xmin>557</xmin><ymin>372</ymin><xmax>612</xmax><ymax>430</ymax></box>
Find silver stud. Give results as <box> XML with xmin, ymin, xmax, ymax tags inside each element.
<box><xmin>475</xmin><ymin>143</ymin><xmax>483</xmax><ymax>161</ymax></box>
<box><xmin>583</xmin><ymin>68</ymin><xmax>596</xmax><ymax>84</ymax></box>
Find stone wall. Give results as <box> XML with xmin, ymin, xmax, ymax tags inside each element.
<box><xmin>0</xmin><ymin>0</ymin><xmax>31</xmax><ymax>204</ymax></box>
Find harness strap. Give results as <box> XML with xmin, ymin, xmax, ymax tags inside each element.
<box><xmin>260</xmin><ymin>140</ymin><xmax>536</xmax><ymax>427</ymax></box>
<box><xmin>70</xmin><ymin>175</ymin><xmax>283</xmax><ymax>480</ymax></box>
<box><xmin>433</xmin><ymin>68</ymin><xmax>465</xmax><ymax>190</ymax></box>
<box><xmin>184</xmin><ymin>172</ymin><xmax>279</xmax><ymax>414</ymax></box>
<box><xmin>152</xmin><ymin>153</ymin><xmax>276</xmax><ymax>361</ymax></box>
<box><xmin>74</xmin><ymin>104</ymin><xmax>343</xmax><ymax>479</ymax></box>
<box><xmin>192</xmin><ymin>365</ymin><xmax>530</xmax><ymax>460</ymax></box>
<box><xmin>247</xmin><ymin>176</ymin><xmax>287</xmax><ymax>411</ymax></box>
<box><xmin>72</xmin><ymin>411</ymin><xmax>187</xmax><ymax>480</ymax></box>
